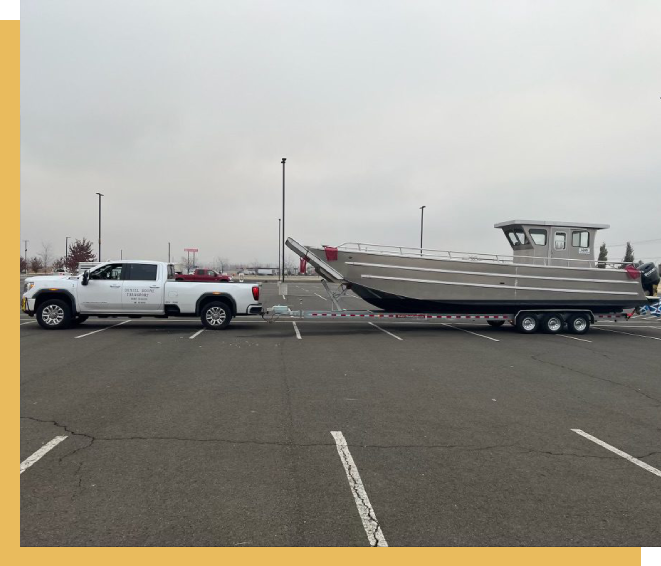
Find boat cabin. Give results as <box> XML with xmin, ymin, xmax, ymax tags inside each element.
<box><xmin>493</xmin><ymin>220</ymin><xmax>609</xmax><ymax>266</ymax></box>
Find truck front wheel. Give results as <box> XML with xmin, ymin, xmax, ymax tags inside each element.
<box><xmin>36</xmin><ymin>299</ymin><xmax>72</xmax><ymax>330</ymax></box>
<box><xmin>201</xmin><ymin>301</ymin><xmax>232</xmax><ymax>330</ymax></box>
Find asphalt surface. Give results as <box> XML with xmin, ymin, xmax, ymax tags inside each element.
<box><xmin>20</xmin><ymin>281</ymin><xmax>661</xmax><ymax>546</ymax></box>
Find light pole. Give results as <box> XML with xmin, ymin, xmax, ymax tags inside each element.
<box><xmin>168</xmin><ymin>242</ymin><xmax>171</xmax><ymax>263</ymax></box>
<box><xmin>65</xmin><ymin>236</ymin><xmax>71</xmax><ymax>269</ymax></box>
<box><xmin>95</xmin><ymin>192</ymin><xmax>104</xmax><ymax>261</ymax></box>
<box><xmin>420</xmin><ymin>205</ymin><xmax>426</xmax><ymax>252</ymax></box>
<box><xmin>120</xmin><ymin>249</ymin><xmax>123</xmax><ymax>260</ymax></box>
<box><xmin>278</xmin><ymin>218</ymin><xmax>281</xmax><ymax>277</ymax></box>
<box><xmin>23</xmin><ymin>239</ymin><xmax>28</xmax><ymax>274</ymax></box>
<box><xmin>281</xmin><ymin>158</ymin><xmax>286</xmax><ymax>282</ymax></box>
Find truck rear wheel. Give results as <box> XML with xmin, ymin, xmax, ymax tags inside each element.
<box><xmin>201</xmin><ymin>301</ymin><xmax>232</xmax><ymax>330</ymax></box>
<box><xmin>36</xmin><ymin>299</ymin><xmax>72</xmax><ymax>330</ymax></box>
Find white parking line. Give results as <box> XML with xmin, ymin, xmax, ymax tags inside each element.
<box><xmin>330</xmin><ymin>431</ymin><xmax>388</xmax><ymax>547</ymax></box>
<box><xmin>189</xmin><ymin>328</ymin><xmax>205</xmax><ymax>339</ymax></box>
<box><xmin>292</xmin><ymin>321</ymin><xmax>302</xmax><ymax>339</ymax></box>
<box><xmin>314</xmin><ymin>293</ymin><xmax>328</xmax><ymax>301</ymax></box>
<box><xmin>441</xmin><ymin>323</ymin><xmax>500</xmax><ymax>342</ymax></box>
<box><xmin>368</xmin><ymin>322</ymin><xmax>403</xmax><ymax>341</ymax></box>
<box><xmin>74</xmin><ymin>320</ymin><xmax>131</xmax><ymax>338</ymax></box>
<box><xmin>557</xmin><ymin>334</ymin><xmax>592</xmax><ymax>343</ymax></box>
<box><xmin>572</xmin><ymin>429</ymin><xmax>661</xmax><ymax>478</ymax></box>
<box><xmin>20</xmin><ymin>436</ymin><xmax>68</xmax><ymax>474</ymax></box>
<box><xmin>593</xmin><ymin>327</ymin><xmax>661</xmax><ymax>341</ymax></box>
<box><xmin>20</xmin><ymin>321</ymin><xmax>36</xmax><ymax>326</ymax></box>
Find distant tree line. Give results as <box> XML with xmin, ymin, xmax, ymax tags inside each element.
<box><xmin>20</xmin><ymin>238</ymin><xmax>96</xmax><ymax>273</ymax></box>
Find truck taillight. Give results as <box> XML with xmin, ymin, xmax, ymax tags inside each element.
<box><xmin>252</xmin><ymin>286</ymin><xmax>260</xmax><ymax>301</ymax></box>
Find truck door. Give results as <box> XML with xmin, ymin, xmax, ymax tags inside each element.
<box><xmin>78</xmin><ymin>263</ymin><xmax>125</xmax><ymax>313</ymax></box>
<box><xmin>122</xmin><ymin>263</ymin><xmax>163</xmax><ymax>312</ymax></box>
<box><xmin>551</xmin><ymin>230</ymin><xmax>569</xmax><ymax>266</ymax></box>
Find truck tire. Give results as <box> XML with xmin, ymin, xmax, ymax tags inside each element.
<box><xmin>36</xmin><ymin>299</ymin><xmax>72</xmax><ymax>330</ymax></box>
<box><xmin>487</xmin><ymin>320</ymin><xmax>505</xmax><ymax>328</ymax></box>
<box><xmin>515</xmin><ymin>313</ymin><xmax>539</xmax><ymax>334</ymax></box>
<box><xmin>567</xmin><ymin>314</ymin><xmax>590</xmax><ymax>335</ymax></box>
<box><xmin>541</xmin><ymin>313</ymin><xmax>563</xmax><ymax>334</ymax></box>
<box><xmin>71</xmin><ymin>315</ymin><xmax>89</xmax><ymax>326</ymax></box>
<box><xmin>201</xmin><ymin>301</ymin><xmax>232</xmax><ymax>330</ymax></box>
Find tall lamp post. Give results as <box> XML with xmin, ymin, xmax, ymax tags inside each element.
<box><xmin>65</xmin><ymin>236</ymin><xmax>71</xmax><ymax>266</ymax></box>
<box><xmin>420</xmin><ymin>205</ymin><xmax>426</xmax><ymax>252</ymax></box>
<box><xmin>281</xmin><ymin>158</ymin><xmax>286</xmax><ymax>282</ymax></box>
<box><xmin>95</xmin><ymin>192</ymin><xmax>104</xmax><ymax>261</ymax></box>
<box><xmin>23</xmin><ymin>239</ymin><xmax>28</xmax><ymax>274</ymax></box>
<box><xmin>278</xmin><ymin>218</ymin><xmax>281</xmax><ymax>277</ymax></box>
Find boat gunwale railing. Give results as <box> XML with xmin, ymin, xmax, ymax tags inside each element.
<box><xmin>336</xmin><ymin>242</ymin><xmax>637</xmax><ymax>270</ymax></box>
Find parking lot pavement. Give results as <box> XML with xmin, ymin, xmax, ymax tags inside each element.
<box><xmin>20</xmin><ymin>284</ymin><xmax>661</xmax><ymax>546</ymax></box>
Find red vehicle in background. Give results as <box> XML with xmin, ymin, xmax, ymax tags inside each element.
<box><xmin>175</xmin><ymin>269</ymin><xmax>231</xmax><ymax>282</ymax></box>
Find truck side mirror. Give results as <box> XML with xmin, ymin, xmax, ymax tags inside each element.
<box><xmin>82</xmin><ymin>271</ymin><xmax>89</xmax><ymax>286</ymax></box>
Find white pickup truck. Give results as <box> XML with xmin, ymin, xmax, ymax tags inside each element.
<box><xmin>22</xmin><ymin>260</ymin><xmax>263</xmax><ymax>330</ymax></box>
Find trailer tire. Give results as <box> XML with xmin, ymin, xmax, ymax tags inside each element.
<box><xmin>201</xmin><ymin>301</ymin><xmax>232</xmax><ymax>330</ymax></box>
<box><xmin>541</xmin><ymin>313</ymin><xmax>563</xmax><ymax>334</ymax></box>
<box><xmin>515</xmin><ymin>313</ymin><xmax>539</xmax><ymax>334</ymax></box>
<box><xmin>487</xmin><ymin>320</ymin><xmax>505</xmax><ymax>328</ymax></box>
<box><xmin>567</xmin><ymin>314</ymin><xmax>590</xmax><ymax>335</ymax></box>
<box><xmin>36</xmin><ymin>299</ymin><xmax>72</xmax><ymax>330</ymax></box>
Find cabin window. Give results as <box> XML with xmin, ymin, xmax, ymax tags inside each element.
<box><xmin>529</xmin><ymin>229</ymin><xmax>547</xmax><ymax>246</ymax></box>
<box><xmin>506</xmin><ymin>229</ymin><xmax>528</xmax><ymax>247</ymax></box>
<box><xmin>554</xmin><ymin>232</ymin><xmax>567</xmax><ymax>251</ymax></box>
<box><xmin>572</xmin><ymin>230</ymin><xmax>590</xmax><ymax>248</ymax></box>
<box><xmin>90</xmin><ymin>263</ymin><xmax>124</xmax><ymax>280</ymax></box>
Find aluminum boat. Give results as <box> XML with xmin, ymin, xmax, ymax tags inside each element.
<box><xmin>286</xmin><ymin>220</ymin><xmax>658</xmax><ymax>314</ymax></box>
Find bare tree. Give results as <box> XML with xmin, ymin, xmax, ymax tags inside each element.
<box><xmin>213</xmin><ymin>256</ymin><xmax>229</xmax><ymax>273</ymax></box>
<box><xmin>39</xmin><ymin>242</ymin><xmax>53</xmax><ymax>271</ymax></box>
<box><xmin>20</xmin><ymin>256</ymin><xmax>27</xmax><ymax>273</ymax></box>
<box><xmin>180</xmin><ymin>255</ymin><xmax>194</xmax><ymax>273</ymax></box>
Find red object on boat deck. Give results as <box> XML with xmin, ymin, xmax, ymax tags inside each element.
<box><xmin>625</xmin><ymin>264</ymin><xmax>641</xmax><ymax>279</ymax></box>
<box><xmin>324</xmin><ymin>246</ymin><xmax>338</xmax><ymax>261</ymax></box>
<box><xmin>299</xmin><ymin>257</ymin><xmax>307</xmax><ymax>273</ymax></box>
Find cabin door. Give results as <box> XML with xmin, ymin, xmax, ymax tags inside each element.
<box><xmin>550</xmin><ymin>230</ymin><xmax>569</xmax><ymax>266</ymax></box>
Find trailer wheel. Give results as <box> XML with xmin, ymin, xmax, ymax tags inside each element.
<box><xmin>36</xmin><ymin>299</ymin><xmax>72</xmax><ymax>330</ymax></box>
<box><xmin>515</xmin><ymin>313</ymin><xmax>539</xmax><ymax>334</ymax></box>
<box><xmin>541</xmin><ymin>313</ymin><xmax>563</xmax><ymax>334</ymax></box>
<box><xmin>567</xmin><ymin>314</ymin><xmax>590</xmax><ymax>335</ymax></box>
<box><xmin>201</xmin><ymin>301</ymin><xmax>232</xmax><ymax>330</ymax></box>
<box><xmin>487</xmin><ymin>320</ymin><xmax>505</xmax><ymax>328</ymax></box>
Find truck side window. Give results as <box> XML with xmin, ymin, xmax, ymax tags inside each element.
<box><xmin>90</xmin><ymin>264</ymin><xmax>123</xmax><ymax>280</ymax></box>
<box><xmin>167</xmin><ymin>265</ymin><xmax>175</xmax><ymax>280</ymax></box>
<box><xmin>126</xmin><ymin>264</ymin><xmax>158</xmax><ymax>281</ymax></box>
<box><xmin>207</xmin><ymin>270</ymin><xmax>215</xmax><ymax>276</ymax></box>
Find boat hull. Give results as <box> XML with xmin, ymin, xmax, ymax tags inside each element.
<box><xmin>309</xmin><ymin>247</ymin><xmax>648</xmax><ymax>314</ymax></box>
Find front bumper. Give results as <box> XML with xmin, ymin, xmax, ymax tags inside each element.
<box><xmin>22</xmin><ymin>297</ymin><xmax>35</xmax><ymax>315</ymax></box>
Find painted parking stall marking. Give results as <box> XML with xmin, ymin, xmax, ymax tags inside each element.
<box><xmin>74</xmin><ymin>320</ymin><xmax>131</xmax><ymax>339</ymax></box>
<box><xmin>292</xmin><ymin>321</ymin><xmax>302</xmax><ymax>339</ymax></box>
<box><xmin>593</xmin><ymin>327</ymin><xmax>661</xmax><ymax>341</ymax></box>
<box><xmin>368</xmin><ymin>322</ymin><xmax>403</xmax><ymax>341</ymax></box>
<box><xmin>189</xmin><ymin>328</ymin><xmax>205</xmax><ymax>339</ymax></box>
<box><xmin>572</xmin><ymin>429</ymin><xmax>661</xmax><ymax>478</ymax></box>
<box><xmin>20</xmin><ymin>436</ymin><xmax>68</xmax><ymax>474</ymax></box>
<box><xmin>331</xmin><ymin>431</ymin><xmax>388</xmax><ymax>547</ymax></box>
<box><xmin>441</xmin><ymin>323</ymin><xmax>500</xmax><ymax>342</ymax></box>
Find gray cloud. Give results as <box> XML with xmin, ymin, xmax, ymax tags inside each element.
<box><xmin>20</xmin><ymin>0</ymin><xmax>661</xmax><ymax>266</ymax></box>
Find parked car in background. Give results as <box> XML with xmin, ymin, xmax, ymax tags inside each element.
<box><xmin>175</xmin><ymin>268</ymin><xmax>231</xmax><ymax>282</ymax></box>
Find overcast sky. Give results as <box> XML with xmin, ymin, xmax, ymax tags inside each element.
<box><xmin>20</xmin><ymin>0</ymin><xmax>661</xmax><ymax>267</ymax></box>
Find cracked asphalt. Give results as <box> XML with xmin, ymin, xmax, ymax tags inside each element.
<box><xmin>20</xmin><ymin>281</ymin><xmax>661</xmax><ymax>546</ymax></box>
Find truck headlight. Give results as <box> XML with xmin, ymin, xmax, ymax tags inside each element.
<box><xmin>24</xmin><ymin>282</ymin><xmax>34</xmax><ymax>292</ymax></box>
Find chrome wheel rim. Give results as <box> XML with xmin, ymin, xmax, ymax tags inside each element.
<box><xmin>42</xmin><ymin>305</ymin><xmax>64</xmax><ymax>326</ymax></box>
<box><xmin>573</xmin><ymin>318</ymin><xmax>587</xmax><ymax>332</ymax></box>
<box><xmin>205</xmin><ymin>307</ymin><xmax>226</xmax><ymax>326</ymax></box>
<box><xmin>547</xmin><ymin>317</ymin><xmax>562</xmax><ymax>332</ymax></box>
<box><xmin>522</xmin><ymin>316</ymin><xmax>536</xmax><ymax>331</ymax></box>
